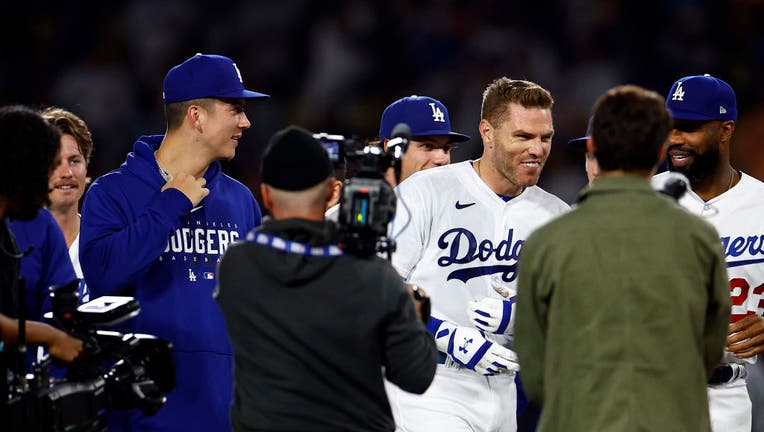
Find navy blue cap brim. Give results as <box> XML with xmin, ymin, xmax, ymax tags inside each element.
<box><xmin>230</xmin><ymin>89</ymin><xmax>270</xmax><ymax>99</ymax></box>
<box><xmin>446</xmin><ymin>132</ymin><xmax>471</xmax><ymax>142</ymax></box>
<box><xmin>408</xmin><ymin>130</ymin><xmax>470</xmax><ymax>142</ymax></box>
<box><xmin>667</xmin><ymin>108</ymin><xmax>718</xmax><ymax>122</ymax></box>
<box><xmin>567</xmin><ymin>136</ymin><xmax>588</xmax><ymax>151</ymax></box>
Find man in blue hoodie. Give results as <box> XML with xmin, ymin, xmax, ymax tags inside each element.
<box><xmin>80</xmin><ymin>53</ymin><xmax>269</xmax><ymax>431</ymax></box>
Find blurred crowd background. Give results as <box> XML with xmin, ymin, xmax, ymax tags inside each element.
<box><xmin>2</xmin><ymin>0</ymin><xmax>763</xmax><ymax>204</ymax></box>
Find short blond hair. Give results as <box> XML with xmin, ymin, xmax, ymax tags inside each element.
<box><xmin>481</xmin><ymin>77</ymin><xmax>554</xmax><ymax>126</ymax></box>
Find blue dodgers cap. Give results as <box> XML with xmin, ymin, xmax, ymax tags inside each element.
<box><xmin>379</xmin><ymin>95</ymin><xmax>470</xmax><ymax>142</ymax></box>
<box><xmin>567</xmin><ymin>116</ymin><xmax>593</xmax><ymax>152</ymax></box>
<box><xmin>163</xmin><ymin>53</ymin><xmax>270</xmax><ymax>103</ymax></box>
<box><xmin>666</xmin><ymin>74</ymin><xmax>737</xmax><ymax>122</ymax></box>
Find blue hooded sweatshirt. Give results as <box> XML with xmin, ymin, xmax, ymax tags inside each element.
<box><xmin>80</xmin><ymin>135</ymin><xmax>261</xmax><ymax>432</ymax></box>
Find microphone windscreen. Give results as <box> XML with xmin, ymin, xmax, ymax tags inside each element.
<box><xmin>391</xmin><ymin>123</ymin><xmax>411</xmax><ymax>139</ymax></box>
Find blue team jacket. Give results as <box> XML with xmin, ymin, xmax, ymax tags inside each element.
<box><xmin>8</xmin><ymin>208</ymin><xmax>77</xmax><ymax>320</ymax></box>
<box><xmin>80</xmin><ymin>135</ymin><xmax>261</xmax><ymax>432</ymax></box>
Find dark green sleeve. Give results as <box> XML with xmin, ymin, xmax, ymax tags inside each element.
<box><xmin>702</xmin><ymin>226</ymin><xmax>732</xmax><ymax>376</ymax></box>
<box><xmin>515</xmin><ymin>234</ymin><xmax>549</xmax><ymax>405</ymax></box>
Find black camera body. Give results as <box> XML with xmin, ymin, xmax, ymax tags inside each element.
<box><xmin>314</xmin><ymin>129</ymin><xmax>408</xmax><ymax>258</ymax></box>
<box><xmin>4</xmin><ymin>280</ymin><xmax>175</xmax><ymax>432</ymax></box>
<box><xmin>338</xmin><ymin>167</ymin><xmax>397</xmax><ymax>257</ymax></box>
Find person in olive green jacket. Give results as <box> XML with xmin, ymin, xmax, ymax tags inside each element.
<box><xmin>515</xmin><ymin>84</ymin><xmax>730</xmax><ymax>432</ymax></box>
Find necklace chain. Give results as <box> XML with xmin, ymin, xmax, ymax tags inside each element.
<box><xmin>726</xmin><ymin>169</ymin><xmax>737</xmax><ymax>193</ymax></box>
<box><xmin>155</xmin><ymin>151</ymin><xmax>170</xmax><ymax>181</ymax></box>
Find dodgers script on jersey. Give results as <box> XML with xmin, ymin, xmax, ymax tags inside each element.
<box><xmin>391</xmin><ymin>161</ymin><xmax>570</xmax><ymax>347</ymax></box>
<box><xmin>653</xmin><ymin>171</ymin><xmax>764</xmax><ymax>365</ymax></box>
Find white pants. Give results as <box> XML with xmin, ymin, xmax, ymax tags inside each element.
<box><xmin>708</xmin><ymin>378</ymin><xmax>752</xmax><ymax>432</ymax></box>
<box><xmin>747</xmin><ymin>359</ymin><xmax>764</xmax><ymax>432</ymax></box>
<box><xmin>385</xmin><ymin>364</ymin><xmax>517</xmax><ymax>432</ymax></box>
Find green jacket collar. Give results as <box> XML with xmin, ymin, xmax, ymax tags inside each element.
<box><xmin>576</xmin><ymin>174</ymin><xmax>655</xmax><ymax>204</ymax></box>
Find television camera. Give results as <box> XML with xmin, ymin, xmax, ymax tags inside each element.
<box><xmin>4</xmin><ymin>279</ymin><xmax>175</xmax><ymax>432</ymax></box>
<box><xmin>314</xmin><ymin>123</ymin><xmax>410</xmax><ymax>258</ymax></box>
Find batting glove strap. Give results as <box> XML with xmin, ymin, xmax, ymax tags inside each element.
<box><xmin>447</xmin><ymin>328</ymin><xmax>492</xmax><ymax>370</ymax></box>
<box><xmin>468</xmin><ymin>297</ymin><xmax>516</xmax><ymax>335</ymax></box>
<box><xmin>428</xmin><ymin>317</ymin><xmax>458</xmax><ymax>353</ymax></box>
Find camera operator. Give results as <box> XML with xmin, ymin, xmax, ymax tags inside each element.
<box><xmin>215</xmin><ymin>125</ymin><xmax>437</xmax><ymax>432</ymax></box>
<box><xmin>0</xmin><ymin>105</ymin><xmax>84</xmax><ymax>404</ymax></box>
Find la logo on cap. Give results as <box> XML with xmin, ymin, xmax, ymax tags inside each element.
<box><xmin>672</xmin><ymin>81</ymin><xmax>685</xmax><ymax>101</ymax></box>
<box><xmin>233</xmin><ymin>62</ymin><xmax>243</xmax><ymax>84</ymax></box>
<box><xmin>429</xmin><ymin>102</ymin><xmax>445</xmax><ymax>122</ymax></box>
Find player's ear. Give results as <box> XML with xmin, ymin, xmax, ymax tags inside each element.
<box><xmin>326</xmin><ymin>179</ymin><xmax>342</xmax><ymax>209</ymax></box>
<box><xmin>719</xmin><ymin>120</ymin><xmax>735</xmax><ymax>145</ymax></box>
<box><xmin>382</xmin><ymin>138</ymin><xmax>390</xmax><ymax>152</ymax></box>
<box><xmin>479</xmin><ymin>119</ymin><xmax>493</xmax><ymax>145</ymax></box>
<box><xmin>187</xmin><ymin>104</ymin><xmax>204</xmax><ymax>131</ymax></box>
<box><xmin>260</xmin><ymin>184</ymin><xmax>274</xmax><ymax>212</ymax></box>
<box><xmin>585</xmin><ymin>137</ymin><xmax>596</xmax><ymax>154</ymax></box>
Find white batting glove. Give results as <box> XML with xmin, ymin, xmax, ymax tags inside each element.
<box><xmin>468</xmin><ymin>296</ymin><xmax>516</xmax><ymax>335</ymax></box>
<box><xmin>430</xmin><ymin>318</ymin><xmax>518</xmax><ymax>375</ymax></box>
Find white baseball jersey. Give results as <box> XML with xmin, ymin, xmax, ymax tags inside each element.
<box><xmin>653</xmin><ymin>171</ymin><xmax>764</xmax><ymax>358</ymax></box>
<box><xmin>385</xmin><ymin>161</ymin><xmax>568</xmax><ymax>432</ymax></box>
<box><xmin>391</xmin><ymin>161</ymin><xmax>569</xmax><ymax>345</ymax></box>
<box><xmin>653</xmin><ymin>170</ymin><xmax>764</xmax><ymax>432</ymax></box>
<box><xmin>324</xmin><ymin>203</ymin><xmax>339</xmax><ymax>222</ymax></box>
<box><xmin>68</xmin><ymin>233</ymin><xmax>83</xmax><ymax>280</ymax></box>
<box><xmin>68</xmin><ymin>233</ymin><xmax>89</xmax><ymax>303</ymax></box>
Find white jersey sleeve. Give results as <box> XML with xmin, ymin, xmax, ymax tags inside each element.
<box><xmin>390</xmin><ymin>176</ymin><xmax>430</xmax><ymax>280</ymax></box>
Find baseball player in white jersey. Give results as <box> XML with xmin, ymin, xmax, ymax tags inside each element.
<box><xmin>385</xmin><ymin>77</ymin><xmax>569</xmax><ymax>432</ymax></box>
<box><xmin>652</xmin><ymin>74</ymin><xmax>764</xmax><ymax>432</ymax></box>
<box><xmin>325</xmin><ymin>95</ymin><xmax>469</xmax><ymax>221</ymax></box>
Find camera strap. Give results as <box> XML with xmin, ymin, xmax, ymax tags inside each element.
<box><xmin>246</xmin><ymin>232</ymin><xmax>344</xmax><ymax>257</ymax></box>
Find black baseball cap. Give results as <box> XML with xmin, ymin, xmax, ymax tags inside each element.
<box><xmin>261</xmin><ymin>126</ymin><xmax>332</xmax><ymax>191</ymax></box>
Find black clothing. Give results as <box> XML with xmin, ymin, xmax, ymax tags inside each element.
<box><xmin>216</xmin><ymin>218</ymin><xmax>437</xmax><ymax>432</ymax></box>
<box><xmin>0</xmin><ymin>219</ymin><xmax>21</xmax><ymax>405</ymax></box>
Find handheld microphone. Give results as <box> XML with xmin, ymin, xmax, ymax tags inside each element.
<box><xmin>387</xmin><ymin>123</ymin><xmax>411</xmax><ymax>185</ymax></box>
<box><xmin>387</xmin><ymin>123</ymin><xmax>411</xmax><ymax>160</ymax></box>
<box><xmin>654</xmin><ymin>171</ymin><xmax>688</xmax><ymax>201</ymax></box>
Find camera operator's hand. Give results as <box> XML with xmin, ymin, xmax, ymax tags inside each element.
<box><xmin>162</xmin><ymin>173</ymin><xmax>209</xmax><ymax>207</ymax></box>
<box><xmin>0</xmin><ymin>314</ymin><xmax>83</xmax><ymax>363</ymax></box>
<box><xmin>407</xmin><ymin>283</ymin><xmax>431</xmax><ymax>325</ymax></box>
<box><xmin>46</xmin><ymin>327</ymin><xmax>83</xmax><ymax>363</ymax></box>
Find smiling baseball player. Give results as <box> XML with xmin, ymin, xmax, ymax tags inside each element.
<box><xmin>652</xmin><ymin>74</ymin><xmax>764</xmax><ymax>432</ymax></box>
<box><xmin>385</xmin><ymin>77</ymin><xmax>569</xmax><ymax>432</ymax></box>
